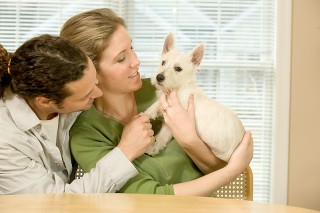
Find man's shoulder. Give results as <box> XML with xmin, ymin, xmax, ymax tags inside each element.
<box><xmin>0</xmin><ymin>109</ymin><xmax>25</xmax><ymax>146</ymax></box>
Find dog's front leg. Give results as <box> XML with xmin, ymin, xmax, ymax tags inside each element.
<box><xmin>144</xmin><ymin>100</ymin><xmax>173</xmax><ymax>155</ymax></box>
<box><xmin>145</xmin><ymin>124</ymin><xmax>172</xmax><ymax>155</ymax></box>
<box><xmin>144</xmin><ymin>100</ymin><xmax>161</xmax><ymax>119</ymax></box>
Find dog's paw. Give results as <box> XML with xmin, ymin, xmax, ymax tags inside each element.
<box><xmin>144</xmin><ymin>101</ymin><xmax>161</xmax><ymax>119</ymax></box>
<box><xmin>145</xmin><ymin>144</ymin><xmax>161</xmax><ymax>156</ymax></box>
<box><xmin>144</xmin><ymin>109</ymin><xmax>156</xmax><ymax>119</ymax></box>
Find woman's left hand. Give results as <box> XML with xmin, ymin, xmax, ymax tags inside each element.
<box><xmin>160</xmin><ymin>90</ymin><xmax>198</xmax><ymax>145</ymax></box>
<box><xmin>160</xmin><ymin>91</ymin><xmax>225</xmax><ymax>173</ymax></box>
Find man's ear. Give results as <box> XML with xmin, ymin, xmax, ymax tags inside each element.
<box><xmin>35</xmin><ymin>96</ymin><xmax>54</xmax><ymax>108</ymax></box>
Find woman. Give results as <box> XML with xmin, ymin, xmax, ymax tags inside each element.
<box><xmin>61</xmin><ymin>8</ymin><xmax>253</xmax><ymax>196</ymax></box>
<box><xmin>0</xmin><ymin>34</ymin><xmax>154</xmax><ymax>194</ymax></box>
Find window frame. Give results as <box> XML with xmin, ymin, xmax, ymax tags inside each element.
<box><xmin>272</xmin><ymin>0</ymin><xmax>292</xmax><ymax>205</ymax></box>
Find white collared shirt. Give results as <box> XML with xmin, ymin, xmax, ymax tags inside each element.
<box><xmin>40</xmin><ymin>114</ymin><xmax>59</xmax><ymax>145</ymax></box>
<box><xmin>0</xmin><ymin>90</ymin><xmax>138</xmax><ymax>194</ymax></box>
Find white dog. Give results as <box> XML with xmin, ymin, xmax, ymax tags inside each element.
<box><xmin>144</xmin><ymin>33</ymin><xmax>245</xmax><ymax>162</ymax></box>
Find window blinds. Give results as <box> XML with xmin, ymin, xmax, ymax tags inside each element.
<box><xmin>0</xmin><ymin>0</ymin><xmax>276</xmax><ymax>202</ymax></box>
<box><xmin>0</xmin><ymin>0</ymin><xmax>124</xmax><ymax>51</ymax></box>
<box><xmin>126</xmin><ymin>0</ymin><xmax>276</xmax><ymax>202</ymax></box>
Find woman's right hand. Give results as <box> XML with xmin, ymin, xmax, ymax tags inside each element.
<box><xmin>117</xmin><ymin>113</ymin><xmax>154</xmax><ymax>161</ymax></box>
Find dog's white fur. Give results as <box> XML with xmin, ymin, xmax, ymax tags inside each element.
<box><xmin>144</xmin><ymin>33</ymin><xmax>245</xmax><ymax>162</ymax></box>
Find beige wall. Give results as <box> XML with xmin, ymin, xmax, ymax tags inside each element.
<box><xmin>289</xmin><ymin>0</ymin><xmax>320</xmax><ymax>211</ymax></box>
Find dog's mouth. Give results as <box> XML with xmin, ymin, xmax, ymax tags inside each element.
<box><xmin>155</xmin><ymin>82</ymin><xmax>173</xmax><ymax>93</ymax></box>
<box><xmin>151</xmin><ymin>75</ymin><xmax>170</xmax><ymax>92</ymax></box>
<box><xmin>156</xmin><ymin>81</ymin><xmax>163</xmax><ymax>86</ymax></box>
<box><xmin>155</xmin><ymin>81</ymin><xmax>166</xmax><ymax>90</ymax></box>
<box><xmin>154</xmin><ymin>81</ymin><xmax>165</xmax><ymax>91</ymax></box>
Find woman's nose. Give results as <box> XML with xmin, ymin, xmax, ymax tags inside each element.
<box><xmin>130</xmin><ymin>51</ymin><xmax>141</xmax><ymax>68</ymax></box>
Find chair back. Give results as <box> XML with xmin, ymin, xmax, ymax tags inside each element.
<box><xmin>75</xmin><ymin>165</ymin><xmax>84</xmax><ymax>179</ymax></box>
<box><xmin>212</xmin><ymin>165</ymin><xmax>253</xmax><ymax>200</ymax></box>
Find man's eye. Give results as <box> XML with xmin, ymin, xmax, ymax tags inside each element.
<box><xmin>174</xmin><ymin>66</ymin><xmax>182</xmax><ymax>72</ymax></box>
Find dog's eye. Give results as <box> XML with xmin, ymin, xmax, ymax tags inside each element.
<box><xmin>174</xmin><ymin>66</ymin><xmax>182</xmax><ymax>72</ymax></box>
<box><xmin>161</xmin><ymin>60</ymin><xmax>166</xmax><ymax>66</ymax></box>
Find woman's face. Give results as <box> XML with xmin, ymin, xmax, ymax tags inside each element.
<box><xmin>97</xmin><ymin>26</ymin><xmax>142</xmax><ymax>94</ymax></box>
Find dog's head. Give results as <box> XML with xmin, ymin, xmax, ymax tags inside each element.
<box><xmin>151</xmin><ymin>33</ymin><xmax>205</xmax><ymax>92</ymax></box>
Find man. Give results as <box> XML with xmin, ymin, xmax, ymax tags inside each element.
<box><xmin>0</xmin><ymin>34</ymin><xmax>153</xmax><ymax>194</ymax></box>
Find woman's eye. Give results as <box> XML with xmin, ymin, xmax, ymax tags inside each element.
<box><xmin>118</xmin><ymin>57</ymin><xmax>125</xmax><ymax>63</ymax></box>
<box><xmin>161</xmin><ymin>60</ymin><xmax>166</xmax><ymax>66</ymax></box>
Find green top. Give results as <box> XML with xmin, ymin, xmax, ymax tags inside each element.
<box><xmin>70</xmin><ymin>78</ymin><xmax>203</xmax><ymax>194</ymax></box>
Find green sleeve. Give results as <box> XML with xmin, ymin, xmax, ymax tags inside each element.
<box><xmin>70</xmin><ymin>125</ymin><xmax>113</xmax><ymax>173</ymax></box>
<box><xmin>69</xmin><ymin>107</ymin><xmax>176</xmax><ymax>195</ymax></box>
<box><xmin>119</xmin><ymin>168</ymin><xmax>174</xmax><ymax>195</ymax></box>
<box><xmin>69</xmin><ymin>105</ymin><xmax>125</xmax><ymax>172</ymax></box>
<box><xmin>118</xmin><ymin>139</ymin><xmax>203</xmax><ymax>195</ymax></box>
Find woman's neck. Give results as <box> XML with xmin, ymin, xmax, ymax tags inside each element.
<box><xmin>94</xmin><ymin>92</ymin><xmax>138</xmax><ymax>125</ymax></box>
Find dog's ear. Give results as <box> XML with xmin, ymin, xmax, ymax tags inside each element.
<box><xmin>163</xmin><ymin>32</ymin><xmax>175</xmax><ymax>54</ymax></box>
<box><xmin>191</xmin><ymin>43</ymin><xmax>205</xmax><ymax>66</ymax></box>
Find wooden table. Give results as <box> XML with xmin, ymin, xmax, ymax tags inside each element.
<box><xmin>0</xmin><ymin>193</ymin><xmax>319</xmax><ymax>213</ymax></box>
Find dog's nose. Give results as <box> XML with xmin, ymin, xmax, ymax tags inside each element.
<box><xmin>156</xmin><ymin>73</ymin><xmax>165</xmax><ymax>82</ymax></box>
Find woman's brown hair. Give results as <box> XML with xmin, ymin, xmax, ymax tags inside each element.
<box><xmin>60</xmin><ymin>8</ymin><xmax>125</xmax><ymax>72</ymax></box>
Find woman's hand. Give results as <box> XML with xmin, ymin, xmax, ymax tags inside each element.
<box><xmin>227</xmin><ymin>131</ymin><xmax>254</xmax><ymax>174</ymax></box>
<box><xmin>160</xmin><ymin>90</ymin><xmax>198</xmax><ymax>145</ymax></box>
<box><xmin>160</xmin><ymin>91</ymin><xmax>226</xmax><ymax>173</ymax></box>
<box><xmin>117</xmin><ymin>113</ymin><xmax>155</xmax><ymax>161</ymax></box>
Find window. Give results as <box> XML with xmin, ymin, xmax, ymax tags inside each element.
<box><xmin>0</xmin><ymin>0</ymin><xmax>282</xmax><ymax>203</ymax></box>
<box><xmin>126</xmin><ymin>1</ymin><xmax>276</xmax><ymax>202</ymax></box>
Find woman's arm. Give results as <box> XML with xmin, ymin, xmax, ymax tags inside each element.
<box><xmin>70</xmin><ymin>113</ymin><xmax>178</xmax><ymax>195</ymax></box>
<box><xmin>69</xmin><ymin>112</ymin><xmax>155</xmax><ymax>193</ymax></box>
<box><xmin>117</xmin><ymin>114</ymin><xmax>155</xmax><ymax>161</ymax></box>
<box><xmin>71</xmin><ymin>113</ymin><xmax>154</xmax><ymax>171</ymax></box>
<box><xmin>173</xmin><ymin>131</ymin><xmax>253</xmax><ymax>196</ymax></box>
<box><xmin>71</xmin><ymin>127</ymin><xmax>252</xmax><ymax>195</ymax></box>
<box><xmin>160</xmin><ymin>91</ymin><xmax>226</xmax><ymax>174</ymax></box>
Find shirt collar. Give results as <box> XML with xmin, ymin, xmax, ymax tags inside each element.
<box><xmin>4</xmin><ymin>90</ymin><xmax>40</xmax><ymax>132</ymax></box>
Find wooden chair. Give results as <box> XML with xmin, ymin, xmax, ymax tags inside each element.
<box><xmin>75</xmin><ymin>165</ymin><xmax>253</xmax><ymax>201</ymax></box>
<box><xmin>212</xmin><ymin>165</ymin><xmax>253</xmax><ymax>201</ymax></box>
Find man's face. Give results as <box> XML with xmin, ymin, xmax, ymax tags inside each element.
<box><xmin>55</xmin><ymin>58</ymin><xmax>102</xmax><ymax>113</ymax></box>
